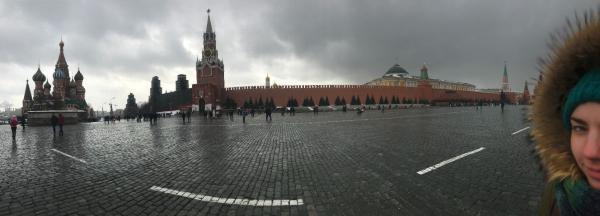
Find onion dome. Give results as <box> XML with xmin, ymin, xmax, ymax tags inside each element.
<box><xmin>76</xmin><ymin>85</ymin><xmax>85</xmax><ymax>94</ymax></box>
<box><xmin>53</xmin><ymin>68</ymin><xmax>66</xmax><ymax>79</ymax></box>
<box><xmin>69</xmin><ymin>79</ymin><xmax>77</xmax><ymax>88</ymax></box>
<box><xmin>385</xmin><ymin>64</ymin><xmax>409</xmax><ymax>75</ymax></box>
<box><xmin>44</xmin><ymin>81</ymin><xmax>51</xmax><ymax>89</ymax></box>
<box><xmin>74</xmin><ymin>69</ymin><xmax>84</xmax><ymax>81</ymax></box>
<box><xmin>32</xmin><ymin>66</ymin><xmax>46</xmax><ymax>82</ymax></box>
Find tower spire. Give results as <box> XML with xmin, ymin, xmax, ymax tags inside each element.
<box><xmin>23</xmin><ymin>79</ymin><xmax>32</xmax><ymax>101</ymax></box>
<box><xmin>206</xmin><ymin>9</ymin><xmax>213</xmax><ymax>33</ymax></box>
<box><xmin>502</xmin><ymin>61</ymin><xmax>510</xmax><ymax>92</ymax></box>
<box><xmin>420</xmin><ymin>62</ymin><xmax>429</xmax><ymax>80</ymax></box>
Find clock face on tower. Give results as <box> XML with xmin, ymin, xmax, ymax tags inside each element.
<box><xmin>204</xmin><ymin>50</ymin><xmax>212</xmax><ymax>57</ymax></box>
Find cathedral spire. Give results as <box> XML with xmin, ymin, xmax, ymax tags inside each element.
<box><xmin>56</xmin><ymin>39</ymin><xmax>69</xmax><ymax>77</ymax></box>
<box><xmin>23</xmin><ymin>79</ymin><xmax>32</xmax><ymax>101</ymax></box>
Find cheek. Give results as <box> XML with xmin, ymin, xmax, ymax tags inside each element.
<box><xmin>571</xmin><ymin>135</ymin><xmax>585</xmax><ymax>164</ymax></box>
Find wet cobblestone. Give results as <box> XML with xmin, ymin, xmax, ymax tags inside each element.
<box><xmin>0</xmin><ymin>106</ymin><xmax>544</xmax><ymax>215</ymax></box>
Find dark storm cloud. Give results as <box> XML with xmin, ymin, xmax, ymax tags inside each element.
<box><xmin>1</xmin><ymin>0</ymin><xmax>598</xmax><ymax>109</ymax></box>
<box><xmin>251</xmin><ymin>0</ymin><xmax>599</xmax><ymax>85</ymax></box>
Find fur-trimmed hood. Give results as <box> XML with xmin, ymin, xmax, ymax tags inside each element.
<box><xmin>531</xmin><ymin>9</ymin><xmax>600</xmax><ymax>182</ymax></box>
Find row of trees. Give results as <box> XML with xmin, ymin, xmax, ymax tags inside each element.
<box><xmin>241</xmin><ymin>97</ymin><xmax>275</xmax><ymax>109</ymax></box>
<box><xmin>241</xmin><ymin>95</ymin><xmax>430</xmax><ymax>108</ymax></box>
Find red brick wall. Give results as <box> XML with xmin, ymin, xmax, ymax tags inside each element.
<box><xmin>225</xmin><ymin>84</ymin><xmax>510</xmax><ymax>107</ymax></box>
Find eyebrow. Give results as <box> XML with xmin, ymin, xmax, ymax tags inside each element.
<box><xmin>570</xmin><ymin>117</ymin><xmax>587</xmax><ymax>125</ymax></box>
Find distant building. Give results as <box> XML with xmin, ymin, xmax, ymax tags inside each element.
<box><xmin>191</xmin><ymin>9</ymin><xmax>226</xmax><ymax>111</ymax></box>
<box><xmin>365</xmin><ymin>63</ymin><xmax>476</xmax><ymax>91</ymax></box>
<box><xmin>520</xmin><ymin>81</ymin><xmax>530</xmax><ymax>105</ymax></box>
<box><xmin>176</xmin><ymin>74</ymin><xmax>189</xmax><ymax>92</ymax></box>
<box><xmin>502</xmin><ymin>61</ymin><xmax>510</xmax><ymax>92</ymax></box>
<box><xmin>23</xmin><ymin>40</ymin><xmax>88</xmax><ymax>114</ymax></box>
<box><xmin>148</xmin><ymin>75</ymin><xmax>192</xmax><ymax>112</ymax></box>
<box><xmin>265</xmin><ymin>73</ymin><xmax>271</xmax><ymax>88</ymax></box>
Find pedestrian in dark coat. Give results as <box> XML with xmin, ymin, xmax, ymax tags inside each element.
<box><xmin>182</xmin><ymin>111</ymin><xmax>186</xmax><ymax>124</ymax></box>
<box><xmin>265</xmin><ymin>106</ymin><xmax>272</xmax><ymax>122</ymax></box>
<box><xmin>186</xmin><ymin>109</ymin><xmax>192</xmax><ymax>123</ymax></box>
<box><xmin>533</xmin><ymin>10</ymin><xmax>600</xmax><ymax>215</ymax></box>
<box><xmin>20</xmin><ymin>116</ymin><xmax>26</xmax><ymax>130</ymax></box>
<box><xmin>242</xmin><ymin>108</ymin><xmax>247</xmax><ymax>123</ymax></box>
<box><xmin>50</xmin><ymin>114</ymin><xmax>58</xmax><ymax>137</ymax></box>
<box><xmin>58</xmin><ymin>114</ymin><xmax>65</xmax><ymax>136</ymax></box>
<box><xmin>9</xmin><ymin>115</ymin><xmax>18</xmax><ymax>140</ymax></box>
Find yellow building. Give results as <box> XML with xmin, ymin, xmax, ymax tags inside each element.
<box><xmin>366</xmin><ymin>63</ymin><xmax>476</xmax><ymax>91</ymax></box>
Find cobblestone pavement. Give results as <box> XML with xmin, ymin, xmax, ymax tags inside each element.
<box><xmin>0</xmin><ymin>106</ymin><xmax>544</xmax><ymax>215</ymax></box>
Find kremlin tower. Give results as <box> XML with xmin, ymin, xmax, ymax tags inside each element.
<box><xmin>192</xmin><ymin>9</ymin><xmax>226</xmax><ymax>111</ymax></box>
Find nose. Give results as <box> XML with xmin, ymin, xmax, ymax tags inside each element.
<box><xmin>583</xmin><ymin>127</ymin><xmax>600</xmax><ymax>160</ymax></box>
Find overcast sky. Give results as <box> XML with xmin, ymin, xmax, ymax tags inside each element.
<box><xmin>1</xmin><ymin>0</ymin><xmax>598</xmax><ymax>111</ymax></box>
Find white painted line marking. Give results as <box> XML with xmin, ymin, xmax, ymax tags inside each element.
<box><xmin>51</xmin><ymin>149</ymin><xmax>87</xmax><ymax>164</ymax></box>
<box><xmin>417</xmin><ymin>147</ymin><xmax>485</xmax><ymax>175</ymax></box>
<box><xmin>511</xmin><ymin>126</ymin><xmax>530</xmax><ymax>135</ymax></box>
<box><xmin>149</xmin><ymin>186</ymin><xmax>304</xmax><ymax>206</ymax></box>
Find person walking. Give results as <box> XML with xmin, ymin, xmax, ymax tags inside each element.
<box><xmin>9</xmin><ymin>115</ymin><xmax>18</xmax><ymax>140</ymax></box>
<box><xmin>265</xmin><ymin>106</ymin><xmax>272</xmax><ymax>122</ymax></box>
<box><xmin>20</xmin><ymin>116</ymin><xmax>26</xmax><ymax>130</ymax></box>
<box><xmin>187</xmin><ymin>108</ymin><xmax>192</xmax><ymax>123</ymax></box>
<box><xmin>50</xmin><ymin>114</ymin><xmax>58</xmax><ymax>137</ymax></box>
<box><xmin>58</xmin><ymin>114</ymin><xmax>65</xmax><ymax>136</ymax></box>
<box><xmin>242</xmin><ymin>108</ymin><xmax>247</xmax><ymax>124</ymax></box>
<box><xmin>500</xmin><ymin>91</ymin><xmax>506</xmax><ymax>112</ymax></box>
<box><xmin>181</xmin><ymin>111</ymin><xmax>186</xmax><ymax>124</ymax></box>
<box><xmin>533</xmin><ymin>10</ymin><xmax>600</xmax><ymax>215</ymax></box>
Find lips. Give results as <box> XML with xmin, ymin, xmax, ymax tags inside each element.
<box><xmin>586</xmin><ymin>166</ymin><xmax>600</xmax><ymax>180</ymax></box>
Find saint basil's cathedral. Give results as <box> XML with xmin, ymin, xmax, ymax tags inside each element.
<box><xmin>22</xmin><ymin>39</ymin><xmax>88</xmax><ymax>115</ymax></box>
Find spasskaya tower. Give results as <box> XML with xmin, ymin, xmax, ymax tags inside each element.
<box><xmin>192</xmin><ymin>9</ymin><xmax>225</xmax><ymax>111</ymax></box>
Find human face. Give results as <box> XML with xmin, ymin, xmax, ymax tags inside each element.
<box><xmin>570</xmin><ymin>102</ymin><xmax>600</xmax><ymax>189</ymax></box>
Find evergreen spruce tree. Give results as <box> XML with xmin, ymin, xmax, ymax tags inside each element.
<box><xmin>351</xmin><ymin>96</ymin><xmax>356</xmax><ymax>105</ymax></box>
<box><xmin>341</xmin><ymin>97</ymin><xmax>346</xmax><ymax>105</ymax></box>
<box><xmin>335</xmin><ymin>96</ymin><xmax>341</xmax><ymax>106</ymax></box>
<box><xmin>258</xmin><ymin>97</ymin><xmax>264</xmax><ymax>108</ymax></box>
<box><xmin>325</xmin><ymin>96</ymin><xmax>330</xmax><ymax>106</ymax></box>
<box><xmin>384</xmin><ymin>96</ymin><xmax>389</xmax><ymax>104</ymax></box>
<box><xmin>356</xmin><ymin>96</ymin><xmax>362</xmax><ymax>105</ymax></box>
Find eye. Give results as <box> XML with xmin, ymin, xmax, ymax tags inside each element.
<box><xmin>571</xmin><ymin>125</ymin><xmax>587</xmax><ymax>133</ymax></box>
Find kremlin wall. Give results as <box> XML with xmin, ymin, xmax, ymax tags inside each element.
<box><xmin>225</xmin><ymin>82</ymin><xmax>508</xmax><ymax>109</ymax></box>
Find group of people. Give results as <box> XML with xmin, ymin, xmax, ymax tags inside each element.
<box><xmin>50</xmin><ymin>114</ymin><xmax>65</xmax><ymax>137</ymax></box>
<box><xmin>180</xmin><ymin>109</ymin><xmax>192</xmax><ymax>124</ymax></box>
<box><xmin>9</xmin><ymin>113</ymin><xmax>64</xmax><ymax>140</ymax></box>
